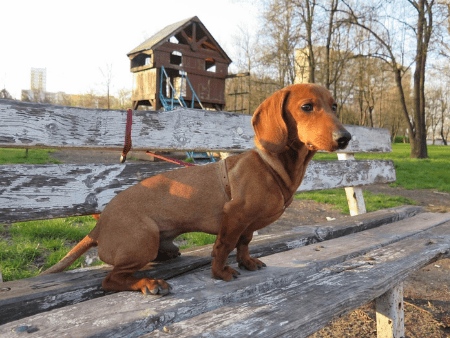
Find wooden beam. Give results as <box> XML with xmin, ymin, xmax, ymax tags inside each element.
<box><xmin>338</xmin><ymin>153</ymin><xmax>367</xmax><ymax>216</ymax></box>
<box><xmin>226</xmin><ymin>72</ymin><xmax>250</xmax><ymax>79</ymax></box>
<box><xmin>0</xmin><ymin>100</ymin><xmax>391</xmax><ymax>153</ymax></box>
<box><xmin>376</xmin><ymin>283</ymin><xmax>405</xmax><ymax>338</ymax></box>
<box><xmin>0</xmin><ymin>160</ymin><xmax>395</xmax><ymax>223</ymax></box>
<box><xmin>297</xmin><ymin>159</ymin><xmax>396</xmax><ymax>192</ymax></box>
<box><xmin>0</xmin><ymin>206</ymin><xmax>423</xmax><ymax>324</ymax></box>
<box><xmin>1</xmin><ymin>213</ymin><xmax>449</xmax><ymax>335</ymax></box>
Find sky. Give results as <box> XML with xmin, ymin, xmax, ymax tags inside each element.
<box><xmin>0</xmin><ymin>0</ymin><xmax>259</xmax><ymax>100</ymax></box>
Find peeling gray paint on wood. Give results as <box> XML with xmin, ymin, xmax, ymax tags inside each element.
<box><xmin>0</xmin><ymin>100</ymin><xmax>253</xmax><ymax>151</ymax></box>
<box><xmin>0</xmin><ymin>160</ymin><xmax>395</xmax><ymax>223</ymax></box>
<box><xmin>298</xmin><ymin>159</ymin><xmax>396</xmax><ymax>192</ymax></box>
<box><xmin>0</xmin><ymin>162</ymin><xmax>178</xmax><ymax>223</ymax></box>
<box><xmin>1</xmin><ymin>214</ymin><xmax>449</xmax><ymax>337</ymax></box>
<box><xmin>0</xmin><ymin>99</ymin><xmax>391</xmax><ymax>153</ymax></box>
<box><xmin>0</xmin><ymin>206</ymin><xmax>423</xmax><ymax>324</ymax></box>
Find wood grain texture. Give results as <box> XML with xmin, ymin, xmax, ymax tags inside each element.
<box><xmin>145</xmin><ymin>222</ymin><xmax>450</xmax><ymax>338</ymax></box>
<box><xmin>1</xmin><ymin>212</ymin><xmax>447</xmax><ymax>336</ymax></box>
<box><xmin>298</xmin><ymin>159</ymin><xmax>396</xmax><ymax>192</ymax></box>
<box><xmin>0</xmin><ymin>206</ymin><xmax>423</xmax><ymax>325</ymax></box>
<box><xmin>0</xmin><ymin>99</ymin><xmax>391</xmax><ymax>153</ymax></box>
<box><xmin>0</xmin><ymin>162</ymin><xmax>178</xmax><ymax>223</ymax></box>
<box><xmin>376</xmin><ymin>283</ymin><xmax>405</xmax><ymax>338</ymax></box>
<box><xmin>0</xmin><ymin>99</ymin><xmax>252</xmax><ymax>151</ymax></box>
<box><xmin>0</xmin><ymin>159</ymin><xmax>395</xmax><ymax>223</ymax></box>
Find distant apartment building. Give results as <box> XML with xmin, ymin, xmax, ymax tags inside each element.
<box><xmin>30</xmin><ymin>68</ymin><xmax>47</xmax><ymax>92</ymax></box>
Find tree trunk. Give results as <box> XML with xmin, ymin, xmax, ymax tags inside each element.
<box><xmin>305</xmin><ymin>0</ymin><xmax>316</xmax><ymax>83</ymax></box>
<box><xmin>325</xmin><ymin>0</ymin><xmax>338</xmax><ymax>89</ymax></box>
<box><xmin>410</xmin><ymin>0</ymin><xmax>430</xmax><ymax>158</ymax></box>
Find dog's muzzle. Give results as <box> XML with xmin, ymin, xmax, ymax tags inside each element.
<box><xmin>333</xmin><ymin>130</ymin><xmax>352</xmax><ymax>150</ymax></box>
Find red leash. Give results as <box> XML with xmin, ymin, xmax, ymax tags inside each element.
<box><xmin>120</xmin><ymin>108</ymin><xmax>133</xmax><ymax>163</ymax></box>
<box><xmin>146</xmin><ymin>151</ymin><xmax>196</xmax><ymax>167</ymax></box>
<box><xmin>119</xmin><ymin>108</ymin><xmax>195</xmax><ymax>167</ymax></box>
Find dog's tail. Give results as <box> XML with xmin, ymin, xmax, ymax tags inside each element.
<box><xmin>40</xmin><ymin>233</ymin><xmax>98</xmax><ymax>275</ymax></box>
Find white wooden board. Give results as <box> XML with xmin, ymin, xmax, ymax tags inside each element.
<box><xmin>0</xmin><ymin>99</ymin><xmax>391</xmax><ymax>153</ymax></box>
<box><xmin>0</xmin><ymin>160</ymin><xmax>395</xmax><ymax>223</ymax></box>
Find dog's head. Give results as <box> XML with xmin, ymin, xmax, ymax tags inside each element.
<box><xmin>251</xmin><ymin>83</ymin><xmax>351</xmax><ymax>153</ymax></box>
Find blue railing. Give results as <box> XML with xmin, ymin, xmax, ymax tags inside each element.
<box><xmin>159</xmin><ymin>66</ymin><xmax>204</xmax><ymax>111</ymax></box>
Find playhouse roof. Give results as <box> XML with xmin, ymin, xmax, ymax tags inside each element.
<box><xmin>127</xmin><ymin>16</ymin><xmax>231</xmax><ymax>63</ymax></box>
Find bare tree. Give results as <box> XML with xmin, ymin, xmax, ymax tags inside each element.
<box><xmin>0</xmin><ymin>89</ymin><xmax>12</xmax><ymax>99</ymax></box>
<box><xmin>425</xmin><ymin>86</ymin><xmax>441</xmax><ymax>144</ymax></box>
<box><xmin>260</xmin><ymin>0</ymin><xmax>300</xmax><ymax>86</ymax></box>
<box><xmin>99</xmin><ymin>64</ymin><xmax>113</xmax><ymax>109</ymax></box>
<box><xmin>340</xmin><ymin>0</ymin><xmax>449</xmax><ymax>158</ymax></box>
<box><xmin>438</xmin><ymin>89</ymin><xmax>449</xmax><ymax>145</ymax></box>
<box><xmin>117</xmin><ymin>88</ymin><xmax>132</xmax><ymax>110</ymax></box>
<box><xmin>292</xmin><ymin>0</ymin><xmax>317</xmax><ymax>83</ymax></box>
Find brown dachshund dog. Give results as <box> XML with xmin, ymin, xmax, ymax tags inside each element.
<box><xmin>42</xmin><ymin>84</ymin><xmax>351</xmax><ymax>295</ymax></box>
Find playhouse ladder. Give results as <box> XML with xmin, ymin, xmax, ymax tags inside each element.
<box><xmin>159</xmin><ymin>66</ymin><xmax>213</xmax><ymax>163</ymax></box>
<box><xmin>159</xmin><ymin>66</ymin><xmax>205</xmax><ymax>111</ymax></box>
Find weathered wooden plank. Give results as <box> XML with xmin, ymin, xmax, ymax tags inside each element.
<box><xmin>0</xmin><ymin>159</ymin><xmax>395</xmax><ymax>223</ymax></box>
<box><xmin>0</xmin><ymin>206</ymin><xmax>423</xmax><ymax>324</ymax></box>
<box><xmin>0</xmin><ymin>99</ymin><xmax>253</xmax><ymax>151</ymax></box>
<box><xmin>145</xmin><ymin>223</ymin><xmax>450</xmax><ymax>338</ymax></box>
<box><xmin>0</xmin><ymin>162</ymin><xmax>178</xmax><ymax>223</ymax></box>
<box><xmin>0</xmin><ymin>99</ymin><xmax>391</xmax><ymax>153</ymax></box>
<box><xmin>0</xmin><ymin>211</ymin><xmax>446</xmax><ymax>335</ymax></box>
<box><xmin>298</xmin><ymin>159</ymin><xmax>396</xmax><ymax>192</ymax></box>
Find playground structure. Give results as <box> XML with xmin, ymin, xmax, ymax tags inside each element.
<box><xmin>128</xmin><ymin>16</ymin><xmax>231</xmax><ymax>111</ymax></box>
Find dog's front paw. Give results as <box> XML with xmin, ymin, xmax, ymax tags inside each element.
<box><xmin>212</xmin><ymin>265</ymin><xmax>240</xmax><ymax>281</ymax></box>
<box><xmin>238</xmin><ymin>257</ymin><xmax>266</xmax><ymax>271</ymax></box>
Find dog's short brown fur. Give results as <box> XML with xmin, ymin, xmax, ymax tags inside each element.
<box><xmin>42</xmin><ymin>84</ymin><xmax>351</xmax><ymax>295</ymax></box>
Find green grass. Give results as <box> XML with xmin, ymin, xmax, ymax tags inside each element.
<box><xmin>295</xmin><ymin>143</ymin><xmax>449</xmax><ymax>213</ymax></box>
<box><xmin>0</xmin><ymin>216</ymin><xmax>98</xmax><ymax>281</ymax></box>
<box><xmin>295</xmin><ymin>189</ymin><xmax>415</xmax><ymax>214</ymax></box>
<box><xmin>0</xmin><ymin>217</ymin><xmax>214</xmax><ymax>282</ymax></box>
<box><xmin>0</xmin><ymin>148</ymin><xmax>61</xmax><ymax>164</ymax></box>
<box><xmin>313</xmin><ymin>144</ymin><xmax>450</xmax><ymax>192</ymax></box>
<box><xmin>175</xmin><ymin>232</ymin><xmax>217</xmax><ymax>250</ymax></box>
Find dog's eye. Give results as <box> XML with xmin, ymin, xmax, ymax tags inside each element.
<box><xmin>301</xmin><ymin>103</ymin><xmax>313</xmax><ymax>112</ymax></box>
<box><xmin>332</xmin><ymin>104</ymin><xmax>338</xmax><ymax>112</ymax></box>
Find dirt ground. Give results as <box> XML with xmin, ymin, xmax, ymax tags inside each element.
<box><xmin>50</xmin><ymin>149</ymin><xmax>450</xmax><ymax>337</ymax></box>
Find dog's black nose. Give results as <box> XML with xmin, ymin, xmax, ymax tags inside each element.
<box><xmin>333</xmin><ymin>129</ymin><xmax>352</xmax><ymax>149</ymax></box>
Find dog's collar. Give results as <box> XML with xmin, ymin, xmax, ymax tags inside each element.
<box><xmin>254</xmin><ymin>149</ymin><xmax>293</xmax><ymax>210</ymax></box>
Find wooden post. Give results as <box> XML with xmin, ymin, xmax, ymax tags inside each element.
<box><xmin>376</xmin><ymin>283</ymin><xmax>405</xmax><ymax>338</ymax></box>
<box><xmin>337</xmin><ymin>153</ymin><xmax>367</xmax><ymax>216</ymax></box>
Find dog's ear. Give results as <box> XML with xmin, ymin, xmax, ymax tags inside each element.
<box><xmin>251</xmin><ymin>89</ymin><xmax>289</xmax><ymax>153</ymax></box>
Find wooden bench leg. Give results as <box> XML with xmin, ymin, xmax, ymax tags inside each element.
<box><xmin>337</xmin><ymin>153</ymin><xmax>367</xmax><ymax>216</ymax></box>
<box><xmin>376</xmin><ymin>283</ymin><xmax>405</xmax><ymax>338</ymax></box>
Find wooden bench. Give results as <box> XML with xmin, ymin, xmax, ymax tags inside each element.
<box><xmin>0</xmin><ymin>99</ymin><xmax>449</xmax><ymax>337</ymax></box>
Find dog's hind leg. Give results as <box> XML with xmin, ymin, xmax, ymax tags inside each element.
<box><xmin>99</xmin><ymin>217</ymin><xmax>171</xmax><ymax>295</ymax></box>
<box><xmin>155</xmin><ymin>239</ymin><xmax>180</xmax><ymax>261</ymax></box>
<box><xmin>102</xmin><ymin>264</ymin><xmax>171</xmax><ymax>295</ymax></box>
